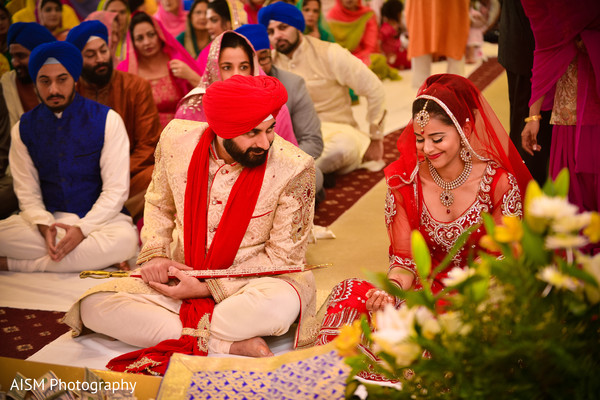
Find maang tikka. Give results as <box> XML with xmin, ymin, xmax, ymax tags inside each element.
<box><xmin>415</xmin><ymin>100</ymin><xmax>430</xmax><ymax>132</ymax></box>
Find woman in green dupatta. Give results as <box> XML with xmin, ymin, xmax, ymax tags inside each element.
<box><xmin>99</xmin><ymin>0</ymin><xmax>130</xmax><ymax>63</ymax></box>
<box><xmin>326</xmin><ymin>0</ymin><xmax>378</xmax><ymax>64</ymax></box>
<box><xmin>297</xmin><ymin>0</ymin><xmax>335</xmax><ymax>43</ymax></box>
<box><xmin>176</xmin><ymin>0</ymin><xmax>210</xmax><ymax>58</ymax></box>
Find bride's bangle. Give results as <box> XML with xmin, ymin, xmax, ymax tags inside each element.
<box><xmin>524</xmin><ymin>114</ymin><xmax>542</xmax><ymax>123</ymax></box>
<box><xmin>389</xmin><ymin>277</ymin><xmax>404</xmax><ymax>291</ymax></box>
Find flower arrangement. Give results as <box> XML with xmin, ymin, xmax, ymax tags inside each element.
<box><xmin>336</xmin><ymin>170</ymin><xmax>600</xmax><ymax>399</ymax></box>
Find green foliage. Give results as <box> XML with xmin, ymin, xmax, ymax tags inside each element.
<box><xmin>342</xmin><ymin>171</ymin><xmax>600</xmax><ymax>399</ymax></box>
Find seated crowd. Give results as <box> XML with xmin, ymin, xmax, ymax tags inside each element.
<box><xmin>0</xmin><ymin>0</ymin><xmax>598</xmax><ymax>376</ymax></box>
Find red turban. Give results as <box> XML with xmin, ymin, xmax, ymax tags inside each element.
<box><xmin>203</xmin><ymin>75</ymin><xmax>288</xmax><ymax>139</ymax></box>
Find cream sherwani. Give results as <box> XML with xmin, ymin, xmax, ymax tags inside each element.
<box><xmin>67</xmin><ymin>119</ymin><xmax>319</xmax><ymax>353</ymax></box>
<box><xmin>0</xmin><ymin>70</ymin><xmax>25</xmax><ymax>129</ymax></box>
<box><xmin>272</xmin><ymin>35</ymin><xmax>386</xmax><ymax>174</ymax></box>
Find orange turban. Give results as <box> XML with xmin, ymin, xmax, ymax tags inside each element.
<box><xmin>203</xmin><ymin>75</ymin><xmax>288</xmax><ymax>139</ymax></box>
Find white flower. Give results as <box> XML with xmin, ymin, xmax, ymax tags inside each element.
<box><xmin>372</xmin><ymin>304</ymin><xmax>416</xmax><ymax>344</ymax></box>
<box><xmin>529</xmin><ymin>196</ymin><xmax>579</xmax><ymax>221</ymax></box>
<box><xmin>536</xmin><ymin>265</ymin><xmax>581</xmax><ymax>292</ymax></box>
<box><xmin>371</xmin><ymin>304</ymin><xmax>422</xmax><ymax>367</ymax></box>
<box><xmin>416</xmin><ymin>307</ymin><xmax>441</xmax><ymax>339</ymax></box>
<box><xmin>441</xmin><ymin>267</ymin><xmax>476</xmax><ymax>287</ymax></box>
<box><xmin>438</xmin><ymin>311</ymin><xmax>471</xmax><ymax>336</ymax></box>
<box><xmin>577</xmin><ymin>253</ymin><xmax>600</xmax><ymax>284</ymax></box>
<box><xmin>577</xmin><ymin>253</ymin><xmax>600</xmax><ymax>304</ymax></box>
<box><xmin>552</xmin><ymin>212</ymin><xmax>592</xmax><ymax>234</ymax></box>
<box><xmin>545</xmin><ymin>234</ymin><xmax>589</xmax><ymax>250</ymax></box>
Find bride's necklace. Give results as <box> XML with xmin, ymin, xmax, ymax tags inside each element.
<box><xmin>428</xmin><ymin>158</ymin><xmax>472</xmax><ymax>214</ymax></box>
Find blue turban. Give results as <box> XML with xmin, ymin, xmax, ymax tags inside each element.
<box><xmin>236</xmin><ymin>24</ymin><xmax>270</xmax><ymax>51</ymax></box>
<box><xmin>258</xmin><ymin>2</ymin><xmax>305</xmax><ymax>33</ymax></box>
<box><xmin>29</xmin><ymin>41</ymin><xmax>83</xmax><ymax>82</ymax></box>
<box><xmin>66</xmin><ymin>21</ymin><xmax>109</xmax><ymax>52</ymax></box>
<box><xmin>7</xmin><ymin>23</ymin><xmax>56</xmax><ymax>51</ymax></box>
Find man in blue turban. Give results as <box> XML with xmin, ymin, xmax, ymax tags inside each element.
<box><xmin>258</xmin><ymin>2</ymin><xmax>387</xmax><ymax>180</ymax></box>
<box><xmin>67</xmin><ymin>20</ymin><xmax>161</xmax><ymax>222</ymax></box>
<box><xmin>236</xmin><ymin>23</ymin><xmax>325</xmax><ymax>199</ymax></box>
<box><xmin>0</xmin><ymin>23</ymin><xmax>57</xmax><ymax>220</ymax></box>
<box><xmin>1</xmin><ymin>22</ymin><xmax>56</xmax><ymax>128</ymax></box>
<box><xmin>0</xmin><ymin>41</ymin><xmax>138</xmax><ymax>274</ymax></box>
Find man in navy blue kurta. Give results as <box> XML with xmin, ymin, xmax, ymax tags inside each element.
<box><xmin>0</xmin><ymin>41</ymin><xmax>138</xmax><ymax>272</ymax></box>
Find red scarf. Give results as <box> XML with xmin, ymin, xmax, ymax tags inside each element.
<box><xmin>107</xmin><ymin>127</ymin><xmax>267</xmax><ymax>375</ymax></box>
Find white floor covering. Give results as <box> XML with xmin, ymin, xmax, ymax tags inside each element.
<box><xmin>1</xmin><ymin>43</ymin><xmax>500</xmax><ymax>371</ymax></box>
<box><xmin>0</xmin><ymin>271</ymin><xmax>102</xmax><ymax>312</ymax></box>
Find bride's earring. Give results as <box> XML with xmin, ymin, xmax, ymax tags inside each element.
<box><xmin>460</xmin><ymin>145</ymin><xmax>472</xmax><ymax>162</ymax></box>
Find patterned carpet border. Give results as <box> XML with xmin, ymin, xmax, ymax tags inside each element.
<box><xmin>314</xmin><ymin>57</ymin><xmax>505</xmax><ymax>226</ymax></box>
<box><xmin>0</xmin><ymin>307</ymin><xmax>69</xmax><ymax>359</ymax></box>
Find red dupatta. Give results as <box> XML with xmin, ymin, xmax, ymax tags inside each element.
<box><xmin>384</xmin><ymin>74</ymin><xmax>532</xmax><ymax>291</ymax></box>
<box><xmin>106</xmin><ymin>126</ymin><xmax>267</xmax><ymax>376</ymax></box>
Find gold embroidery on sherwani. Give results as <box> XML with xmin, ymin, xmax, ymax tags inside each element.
<box><xmin>206</xmin><ymin>279</ymin><xmax>227</xmax><ymax>303</ymax></box>
<box><xmin>125</xmin><ymin>356</ymin><xmax>162</xmax><ymax>376</ymax></box>
<box><xmin>551</xmin><ymin>57</ymin><xmax>578</xmax><ymax>126</ymax></box>
<box><xmin>285</xmin><ymin>166</ymin><xmax>316</xmax><ymax>243</ymax></box>
<box><xmin>64</xmin><ymin>122</ymin><xmax>318</xmax><ymax>349</ymax></box>
<box><xmin>182</xmin><ymin>313</ymin><xmax>211</xmax><ymax>352</ymax></box>
<box><xmin>137</xmin><ymin>245</ymin><xmax>169</xmax><ymax>265</ymax></box>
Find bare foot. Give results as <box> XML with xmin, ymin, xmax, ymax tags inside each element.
<box><xmin>117</xmin><ymin>261</ymin><xmax>130</xmax><ymax>271</ymax></box>
<box><xmin>229</xmin><ymin>337</ymin><xmax>273</xmax><ymax>358</ymax></box>
<box><xmin>109</xmin><ymin>261</ymin><xmax>130</xmax><ymax>271</ymax></box>
<box><xmin>0</xmin><ymin>257</ymin><xmax>7</xmax><ymax>271</ymax></box>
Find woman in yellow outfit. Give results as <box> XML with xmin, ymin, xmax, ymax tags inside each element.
<box><xmin>12</xmin><ymin>0</ymin><xmax>79</xmax><ymax>40</ymax></box>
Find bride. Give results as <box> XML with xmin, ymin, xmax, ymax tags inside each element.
<box><xmin>316</xmin><ymin>73</ymin><xmax>532</xmax><ymax>346</ymax></box>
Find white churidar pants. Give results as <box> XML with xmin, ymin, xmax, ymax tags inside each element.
<box><xmin>79</xmin><ymin>276</ymin><xmax>301</xmax><ymax>354</ymax></box>
<box><xmin>315</xmin><ymin>121</ymin><xmax>370</xmax><ymax>175</ymax></box>
<box><xmin>411</xmin><ymin>54</ymin><xmax>466</xmax><ymax>89</ymax></box>
<box><xmin>0</xmin><ymin>212</ymin><xmax>138</xmax><ymax>272</ymax></box>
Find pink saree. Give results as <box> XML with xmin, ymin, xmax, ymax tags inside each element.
<box><xmin>176</xmin><ymin>31</ymin><xmax>298</xmax><ymax>146</ymax></box>
<box><xmin>154</xmin><ymin>0</ymin><xmax>187</xmax><ymax>38</ymax></box>
<box><xmin>195</xmin><ymin>0</ymin><xmax>248</xmax><ymax>75</ymax></box>
<box><xmin>117</xmin><ymin>14</ymin><xmax>203</xmax><ymax>129</ymax></box>
<box><xmin>523</xmin><ymin>0</ymin><xmax>600</xmax><ymax>220</ymax></box>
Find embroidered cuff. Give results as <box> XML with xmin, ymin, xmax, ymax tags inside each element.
<box><xmin>388</xmin><ymin>255</ymin><xmax>416</xmax><ymax>275</ymax></box>
<box><xmin>136</xmin><ymin>245</ymin><xmax>169</xmax><ymax>265</ymax></box>
<box><xmin>389</xmin><ymin>256</ymin><xmax>419</xmax><ymax>288</ymax></box>
<box><xmin>206</xmin><ymin>279</ymin><xmax>227</xmax><ymax>303</ymax></box>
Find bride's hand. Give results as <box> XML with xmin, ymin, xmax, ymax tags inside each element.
<box><xmin>365</xmin><ymin>288</ymin><xmax>395</xmax><ymax>312</ymax></box>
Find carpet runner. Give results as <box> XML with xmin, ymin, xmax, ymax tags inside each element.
<box><xmin>0</xmin><ymin>307</ymin><xmax>69</xmax><ymax>359</ymax></box>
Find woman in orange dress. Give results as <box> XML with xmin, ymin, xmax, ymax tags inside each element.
<box><xmin>405</xmin><ymin>0</ymin><xmax>470</xmax><ymax>88</ymax></box>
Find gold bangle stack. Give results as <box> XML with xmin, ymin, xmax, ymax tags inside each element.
<box><xmin>524</xmin><ymin>114</ymin><xmax>542</xmax><ymax>123</ymax></box>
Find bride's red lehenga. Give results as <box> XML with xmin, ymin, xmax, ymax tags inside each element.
<box><xmin>315</xmin><ymin>75</ymin><xmax>533</xmax><ymax>361</ymax></box>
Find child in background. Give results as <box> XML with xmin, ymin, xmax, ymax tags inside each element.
<box><xmin>465</xmin><ymin>0</ymin><xmax>499</xmax><ymax>64</ymax></box>
<box><xmin>379</xmin><ymin>0</ymin><xmax>410</xmax><ymax>70</ymax></box>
